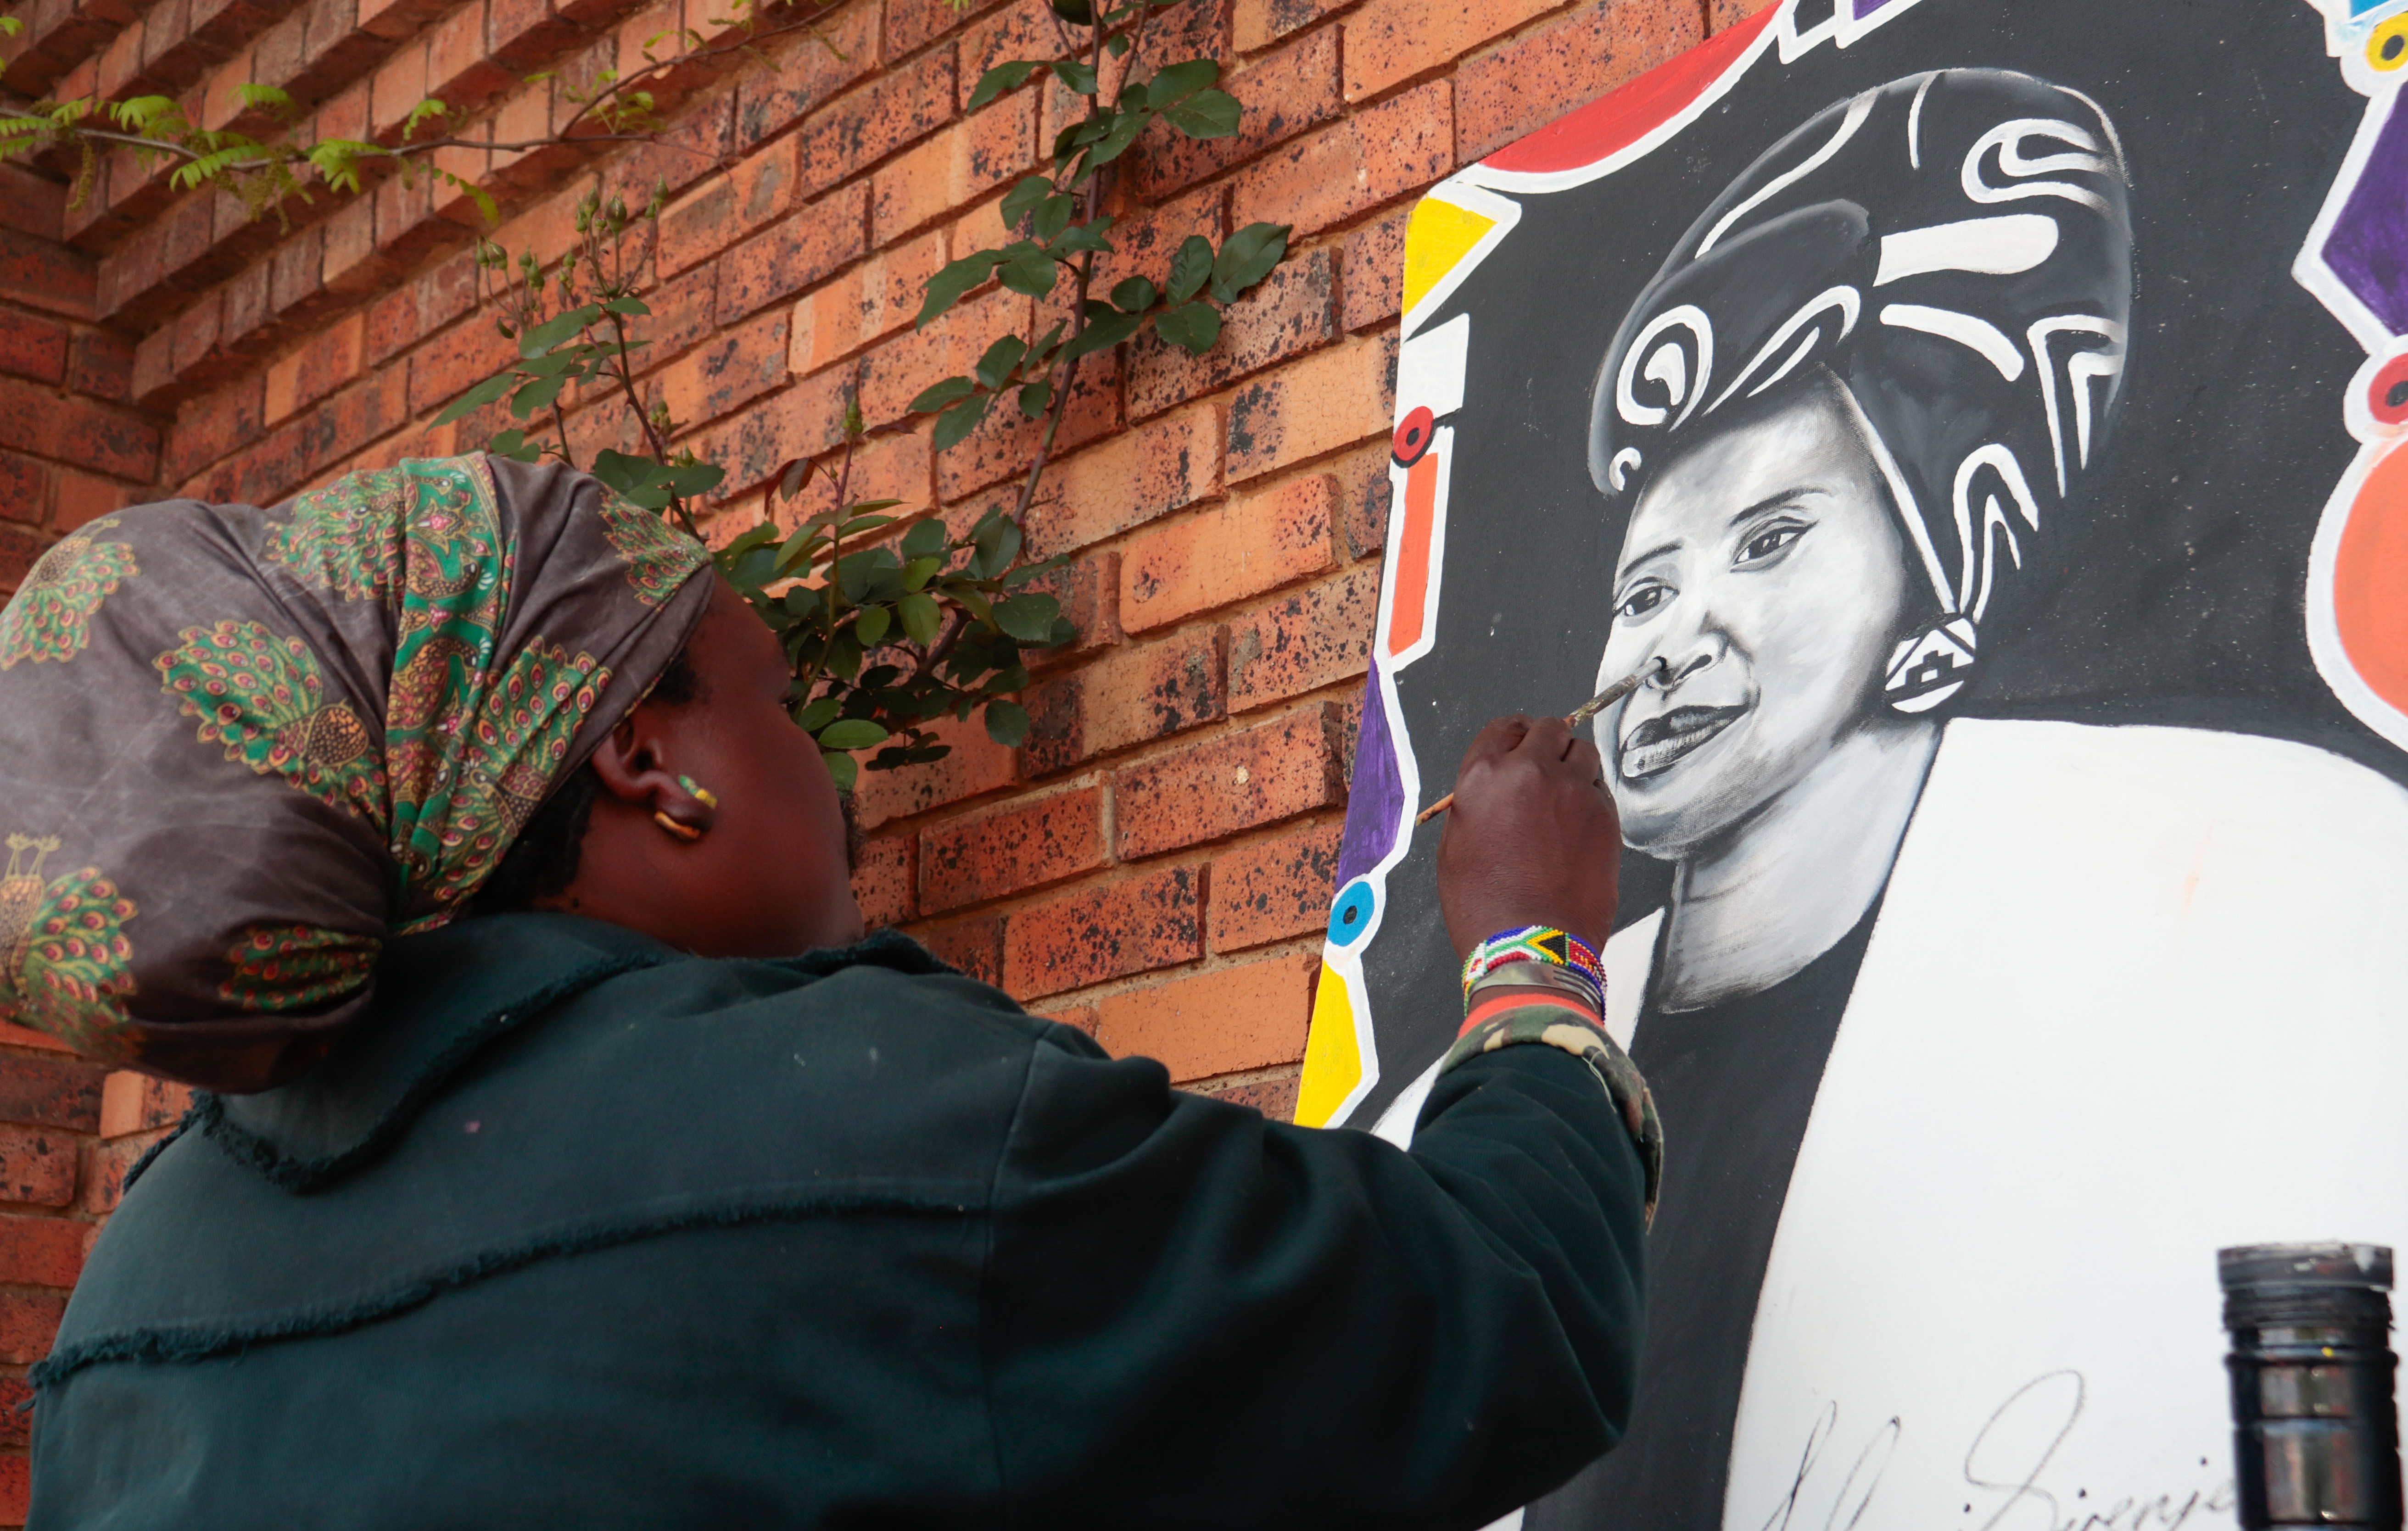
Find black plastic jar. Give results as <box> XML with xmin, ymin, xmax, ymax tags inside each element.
<box><xmin>2221</xmin><ymin>1243</ymin><xmax>2401</xmax><ymax>1531</ymax></box>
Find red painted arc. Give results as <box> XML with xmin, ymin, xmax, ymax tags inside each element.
<box><xmin>1480</xmin><ymin>5</ymin><xmax>1781</xmax><ymax>175</ymax></box>
<box><xmin>2336</xmin><ymin>443</ymin><xmax>2408</xmax><ymax>716</ymax></box>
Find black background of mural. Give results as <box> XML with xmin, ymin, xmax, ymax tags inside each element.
<box><xmin>1354</xmin><ymin>0</ymin><xmax>2386</xmax><ymax>1133</ymax></box>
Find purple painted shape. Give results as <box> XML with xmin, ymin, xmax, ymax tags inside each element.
<box><xmin>2326</xmin><ymin>98</ymin><xmax>2408</xmax><ymax>335</ymax></box>
<box><xmin>1853</xmin><ymin>0</ymin><xmax>1899</xmax><ymax>13</ymax></box>
<box><xmin>1334</xmin><ymin>670</ymin><xmax>1406</xmax><ymax>888</ymax></box>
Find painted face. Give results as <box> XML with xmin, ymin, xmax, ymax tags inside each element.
<box><xmin>1597</xmin><ymin>376</ymin><xmax>1916</xmax><ymax>857</ymax></box>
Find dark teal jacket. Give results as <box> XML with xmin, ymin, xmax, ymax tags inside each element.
<box><xmin>29</xmin><ymin>914</ymin><xmax>1646</xmax><ymax>1530</ymax></box>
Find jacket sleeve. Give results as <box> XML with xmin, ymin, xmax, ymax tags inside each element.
<box><xmin>982</xmin><ymin>1024</ymin><xmax>1647</xmax><ymax>1531</ymax></box>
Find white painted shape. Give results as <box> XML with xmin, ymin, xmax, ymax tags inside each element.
<box><xmin>1879</xmin><ymin>303</ymin><xmax>2026</xmax><ymax>380</ymax></box>
<box><xmin>1370</xmin><ymin>1056</ymin><xmax>1439</xmax><ymax>1147</ymax></box>
<box><xmin>1396</xmin><ymin>313</ymin><xmax>1472</xmax><ymax>420</ymax></box>
<box><xmin>1873</xmin><ymin>213</ymin><xmax>2060</xmax><ymax>285</ymax></box>
<box><xmin>1700</xmin><ymin>93</ymin><xmax>1875</xmax><ymax>255</ymax></box>
<box><xmin>1721</xmin><ymin>718</ymin><xmax>2408</xmax><ymax>1531</ymax></box>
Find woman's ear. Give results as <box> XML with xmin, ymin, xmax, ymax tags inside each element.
<box><xmin>586</xmin><ymin>711</ymin><xmax>674</xmax><ymax>809</ymax></box>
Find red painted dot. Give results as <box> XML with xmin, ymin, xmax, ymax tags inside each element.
<box><xmin>1392</xmin><ymin>405</ymin><xmax>1437</xmax><ymax>466</ymax></box>
<box><xmin>2371</xmin><ymin>355</ymin><xmax>2408</xmax><ymax>426</ymax></box>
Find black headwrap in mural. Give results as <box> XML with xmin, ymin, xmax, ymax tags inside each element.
<box><xmin>1589</xmin><ymin>69</ymin><xmax>2133</xmax><ymax>712</ymax></box>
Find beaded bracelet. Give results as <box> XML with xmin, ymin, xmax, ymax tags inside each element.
<box><xmin>1459</xmin><ymin>925</ymin><xmax>1604</xmax><ymax>1013</ymax></box>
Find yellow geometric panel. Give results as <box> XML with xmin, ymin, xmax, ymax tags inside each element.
<box><xmin>1293</xmin><ymin>962</ymin><xmax>1362</xmax><ymax>1128</ymax></box>
<box><xmin>1401</xmin><ymin>197</ymin><xmax>1500</xmax><ymax>317</ymax></box>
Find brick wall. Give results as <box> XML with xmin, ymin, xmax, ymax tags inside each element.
<box><xmin>0</xmin><ymin>0</ymin><xmax>1775</xmax><ymax>1507</ymax></box>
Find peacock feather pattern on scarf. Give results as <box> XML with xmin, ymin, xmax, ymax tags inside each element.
<box><xmin>0</xmin><ymin>522</ymin><xmax>138</xmax><ymax>670</ymax></box>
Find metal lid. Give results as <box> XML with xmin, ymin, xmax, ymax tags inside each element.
<box><xmin>2220</xmin><ymin>1242</ymin><xmax>2394</xmax><ymax>1291</ymax></box>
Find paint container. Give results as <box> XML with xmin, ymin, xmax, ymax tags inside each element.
<box><xmin>2221</xmin><ymin>1243</ymin><xmax>2402</xmax><ymax>1531</ymax></box>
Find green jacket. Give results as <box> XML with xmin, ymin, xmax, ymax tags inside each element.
<box><xmin>30</xmin><ymin>914</ymin><xmax>1647</xmax><ymax>1530</ymax></box>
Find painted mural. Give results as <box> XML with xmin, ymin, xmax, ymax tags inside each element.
<box><xmin>1296</xmin><ymin>2</ymin><xmax>2408</xmax><ymax>1528</ymax></box>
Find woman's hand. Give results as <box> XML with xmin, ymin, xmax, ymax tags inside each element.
<box><xmin>1436</xmin><ymin>714</ymin><xmax>1621</xmax><ymax>959</ymax></box>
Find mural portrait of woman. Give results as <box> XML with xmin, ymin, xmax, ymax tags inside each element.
<box><xmin>1296</xmin><ymin>3</ymin><xmax>2408</xmax><ymax>1529</ymax></box>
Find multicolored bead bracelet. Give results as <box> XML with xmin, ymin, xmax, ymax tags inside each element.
<box><xmin>1459</xmin><ymin>924</ymin><xmax>1604</xmax><ymax>1014</ymax></box>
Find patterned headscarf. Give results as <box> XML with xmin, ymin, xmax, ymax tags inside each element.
<box><xmin>1589</xmin><ymin>69</ymin><xmax>2134</xmax><ymax>713</ymax></box>
<box><xmin>0</xmin><ymin>454</ymin><xmax>711</xmax><ymax>1091</ymax></box>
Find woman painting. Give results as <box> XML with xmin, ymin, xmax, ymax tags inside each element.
<box><xmin>0</xmin><ymin>452</ymin><xmax>1663</xmax><ymax>1526</ymax></box>
<box><xmin>1530</xmin><ymin>68</ymin><xmax>2408</xmax><ymax>1531</ymax></box>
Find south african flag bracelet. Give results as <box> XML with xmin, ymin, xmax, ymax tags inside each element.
<box><xmin>1460</xmin><ymin>925</ymin><xmax>1605</xmax><ymax>1013</ymax></box>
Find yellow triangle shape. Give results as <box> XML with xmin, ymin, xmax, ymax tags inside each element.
<box><xmin>1293</xmin><ymin>963</ymin><xmax>1363</xmax><ymax>1128</ymax></box>
<box><xmin>1401</xmin><ymin>198</ymin><xmax>1499</xmax><ymax>317</ymax></box>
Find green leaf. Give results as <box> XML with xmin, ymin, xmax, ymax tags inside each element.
<box><xmin>1153</xmin><ymin>300</ymin><xmax>1221</xmax><ymax>353</ymax></box>
<box><xmin>772</xmin><ymin>523</ymin><xmax>829</xmax><ymax>578</ymax></box>
<box><xmin>1111</xmin><ymin>276</ymin><xmax>1158</xmax><ymax>313</ymax></box>
<box><xmin>975</xmin><ymin>334</ymin><xmax>1029</xmax><ymax>390</ymax></box>
<box><xmin>591</xmin><ymin>447</ymin><xmax>661</xmax><ymax>494</ymax></box>
<box><xmin>486</xmin><ymin>428</ymin><xmax>543</xmax><ymax>463</ymax></box>
<box><xmin>901</xmin><ymin>555</ymin><xmax>944</xmax><ymax>591</ymax></box>
<box><xmin>837</xmin><ymin>512</ymin><xmax>898</xmax><ymax>536</ymax></box>
<box><xmin>998</xmin><ymin>245</ymin><xmax>1058</xmax><ymax>298</ymax></box>
<box><xmin>1033</xmin><ymin>193</ymin><xmax>1077</xmax><ymax>242</ymax></box>
<box><xmin>602</xmin><ymin>296</ymin><xmax>651</xmax><ymax>315</ymax></box>
<box><xmin>993</xmin><ymin>592</ymin><xmax>1061</xmax><ymax>642</ymax></box>
<box><xmin>969</xmin><ymin>515</ymin><xmax>1022</xmax><ymax>579</ymax></box>
<box><xmin>1161</xmin><ymin>88</ymin><xmax>1240</xmax><ymax>139</ymax></box>
<box><xmin>430</xmin><ymin>372</ymin><xmax>515</xmax><ymax>425</ymax></box>
<box><xmin>1106</xmin><ymin>31</ymin><xmax>1130</xmax><ymax>55</ymax></box>
<box><xmin>898</xmin><ymin>590</ymin><xmax>943</xmax><ymax>646</ymax></box>
<box><xmin>818</xmin><ymin>718</ymin><xmax>891</xmax><ymax>750</ymax></box>
<box><xmin>966</xmin><ymin>60</ymin><xmax>1045</xmax><ymax>112</ymax></box>
<box><xmin>662</xmin><ymin>460</ymin><xmax>724</xmax><ymax>496</ymax></box>
<box><xmin>983</xmin><ymin>699</ymin><xmax>1032</xmax><ymax>748</ymax></box>
<box><xmin>1017</xmin><ymin>380</ymin><xmax>1052</xmax><ymax>419</ymax></box>
<box><xmin>932</xmin><ymin>391</ymin><xmax>995</xmax><ymax>451</ymax></box>
<box><xmin>1054</xmin><ymin>59</ymin><xmax>1098</xmax><ymax>95</ymax></box>
<box><xmin>1049</xmin><ymin>216</ymin><xmax>1115</xmax><ymax>254</ymax></box>
<box><xmin>820</xmin><ymin>749</ymin><xmax>859</xmax><ymax>793</ymax></box>
<box><xmin>1084</xmin><ymin>108</ymin><xmax>1149</xmax><ymax>169</ymax></box>
<box><xmin>825</xmin><ymin>631</ymin><xmax>864</xmax><ymax>681</ymax></box>
<box><xmin>519</xmin><ymin>304</ymin><xmax>599</xmax><ymax>356</ymax></box>
<box><xmin>1166</xmin><ymin>234</ymin><xmax>1215</xmax><ymax>302</ymax></box>
<box><xmin>901</xmin><ymin>518</ymin><xmax>950</xmax><ymax>559</ymax></box>
<box><xmin>1211</xmin><ymin>221</ymin><xmax>1291</xmax><ymax>303</ymax></box>
<box><xmin>1060</xmin><ymin>308</ymin><xmax>1144</xmax><ymax>364</ymax></box>
<box><xmin>999</xmin><ymin>173</ymin><xmax>1053</xmax><ymax>231</ymax></box>
<box><xmin>792</xmin><ymin>695</ymin><xmax>842</xmax><ymax>732</ymax></box>
<box><xmin>916</xmin><ymin>250</ymin><xmax>1004</xmax><ymax>328</ymax></box>
<box><xmin>853</xmin><ymin>605</ymin><xmax>892</xmax><ymax>646</ymax></box>
<box><xmin>1145</xmin><ymin>59</ymin><xmax>1218</xmax><ymax>108</ymax></box>
<box><xmin>908</xmin><ymin>375</ymin><xmax>978</xmax><ymax>414</ymax></box>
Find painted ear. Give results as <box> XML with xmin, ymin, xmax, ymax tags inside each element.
<box><xmin>1883</xmin><ymin>618</ymin><xmax>1980</xmax><ymax>714</ymax></box>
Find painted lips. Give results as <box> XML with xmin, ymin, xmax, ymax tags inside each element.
<box><xmin>1619</xmin><ymin>704</ymin><xmax>1744</xmax><ymax>779</ymax></box>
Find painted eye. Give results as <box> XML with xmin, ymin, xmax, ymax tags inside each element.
<box><xmin>1737</xmin><ymin>523</ymin><xmax>1806</xmax><ymax>564</ymax></box>
<box><xmin>1617</xmin><ymin>584</ymin><xmax>1670</xmax><ymax>620</ymax></box>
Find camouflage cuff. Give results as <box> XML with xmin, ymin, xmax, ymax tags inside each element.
<box><xmin>1441</xmin><ymin>990</ymin><xmax>1663</xmax><ymax>1227</ymax></box>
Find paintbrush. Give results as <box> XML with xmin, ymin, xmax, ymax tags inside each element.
<box><xmin>1413</xmin><ymin>657</ymin><xmax>1670</xmax><ymax>827</ymax></box>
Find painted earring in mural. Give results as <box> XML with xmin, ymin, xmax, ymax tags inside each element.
<box><xmin>1297</xmin><ymin>4</ymin><xmax>2408</xmax><ymax>1531</ymax></box>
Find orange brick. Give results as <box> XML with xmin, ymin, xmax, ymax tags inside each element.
<box><xmin>0</xmin><ymin>1214</ymin><xmax>89</xmax><ymax>1289</ymax></box>
<box><xmin>1203</xmin><ymin>1068</ymin><xmax>1300</xmax><ymax>1119</ymax></box>
<box><xmin>852</xmin><ymin>833</ymin><xmax>915</xmax><ymax>928</ymax></box>
<box><xmin>0</xmin><ymin>1453</ymin><xmax>25</xmax><ymax>1520</ymax></box>
<box><xmin>659</xmin><ymin>136</ymin><xmax>800</xmax><ymax>278</ymax></box>
<box><xmin>406</xmin><ymin>312</ymin><xmax>516</xmax><ymax>418</ymax></box>
<box><xmin>0</xmin><ymin>381</ymin><xmax>158</xmax><ymax>482</ymax></box>
<box><xmin>1713</xmin><ymin>0</ymin><xmax>1778</xmax><ymax>30</ymax></box>
<box><xmin>370</xmin><ymin>38</ymin><xmax>429</xmax><ymax>141</ymax></box>
<box><xmin>322</xmin><ymin>197</ymin><xmax>394</xmax><ymax>297</ymax></box>
<box><xmin>1113</xmin><ymin>703</ymin><xmax>1343</xmax><ymax>859</ymax></box>
<box><xmin>917</xmin><ymin>913</ymin><xmax>1004</xmax><ymax>986</ymax></box>
<box><xmin>488</xmin><ymin>176</ymin><xmax>598</xmax><ymax>273</ymax></box>
<box><xmin>1209</xmin><ymin>817</ymin><xmax>1342</xmax><ymax>951</ymax></box>
<box><xmin>870</xmin><ymin>94</ymin><xmax>1036</xmax><ymax>247</ymax></box>
<box><xmin>890</xmin><ymin>0</ymin><xmax>1009</xmax><ymax>55</ymax></box>
<box><xmin>658</xmin><ymin>306</ymin><xmax>789</xmax><ymax>432</ymax></box>
<box><xmin>1325</xmin><ymin>437</ymin><xmax>1393</xmax><ymax>559</ymax></box>
<box><xmin>266</xmin><ymin>312</ymin><xmax>370</xmax><ymax>427</ymax></box>
<box><xmin>0</xmin><ymin>1054</ymin><xmax>104</xmax><ymax>1132</ymax></box>
<box><xmin>201</xmin><ymin>49</ymin><xmax>256</xmax><ymax>134</ymax></box>
<box><xmin>1341</xmin><ymin>203</ymin><xmax>1410</xmax><ymax>333</ymax></box>
<box><xmin>789</xmin><ymin>230</ymin><xmax>946</xmax><ymax>374</ymax></box>
<box><xmin>168</xmin><ymin>377</ymin><xmax>266</xmax><ymax>484</ymax></box>
<box><xmin>1037</xmin><ymin>1005</ymin><xmax>1099</xmax><ymax>1036</ymax></box>
<box><xmin>1226</xmin><ymin>560</ymin><xmax>1379</xmax><ymax>711</ymax></box>
<box><xmin>854</xmin><ymin>281</ymin><xmax>1028</xmax><ymax>431</ymax></box>
<box><xmin>1014</xmin><ymin>545</ymin><xmax>1121</xmax><ymax>661</ymax></box>
<box><xmin>716</xmin><ymin>183</ymin><xmax>871</xmax><ymax>325</ymax></box>
<box><xmin>1230</xmin><ymin>80</ymin><xmax>1452</xmax><ymax>240</ymax></box>
<box><xmin>794</xmin><ymin>49</ymin><xmax>958</xmax><ymax>200</ymax></box>
<box><xmin>1455</xmin><ymin>0</ymin><xmax>1703</xmax><ymax>162</ymax></box>
<box><xmin>1028</xmin><ymin>401</ymin><xmax>1222</xmax><ymax>558</ymax></box>
<box><xmin>959</xmin><ymin>0</ymin><xmax>1065</xmax><ymax>109</ymax></box>
<box><xmin>0</xmin><ymin>456</ymin><xmax>47</xmax><ymax>529</ymax></box>
<box><xmin>1095</xmin><ymin>952</ymin><xmax>1314</xmax><ymax>1082</ymax></box>
<box><xmin>98</xmin><ymin>1070</ymin><xmax>192</xmax><ymax>1137</ymax></box>
<box><xmin>1001</xmin><ymin>863</ymin><xmax>1201</xmax><ymax>999</ymax></box>
<box><xmin>1132</xmin><ymin>28</ymin><xmax>1338</xmax><ymax>200</ymax></box>
<box><xmin>821</xmin><ymin>423</ymin><xmax>932</xmax><ymax>518</ymax></box>
<box><xmin>1121</xmin><ymin>473</ymin><xmax>1335</xmax><ymax>632</ymax></box>
<box><xmin>0</xmin><ymin>1124</ymin><xmax>77</xmax><ymax>1208</ymax></box>
<box><xmin>919</xmin><ymin>780</ymin><xmax>1108</xmax><ymax>913</ymax></box>
<box><xmin>731</xmin><ymin>1</ymin><xmax>880</xmax><ymax>151</ymax></box>
<box><xmin>933</xmin><ymin>344</ymin><xmax>1118</xmax><ymax>502</ymax></box>
<box><xmin>1224</xmin><ymin>334</ymin><xmax>1394</xmax><ymax>483</ymax></box>
<box><xmin>682</xmin><ymin>363</ymin><xmax>860</xmax><ymax>495</ymax></box>
<box><xmin>0</xmin><ymin>311</ymin><xmax>68</xmax><ymax>387</ymax></box>
<box><xmin>428</xmin><ymin>0</ymin><xmax>509</xmax><ymax>110</ymax></box>
<box><xmin>50</xmin><ymin>468</ymin><xmax>130</xmax><ymax>534</ymax></box>
<box><xmin>1234</xmin><ymin>0</ymin><xmax>1341</xmax><ymax>51</ymax></box>
<box><xmin>1020</xmin><ymin>628</ymin><xmax>1225</xmax><ymax>775</ymax></box>
<box><xmin>1344</xmin><ymin>0</ymin><xmax>1550</xmax><ymax>103</ymax></box>
<box><xmin>853</xmin><ymin>708</ymin><xmax>1018</xmax><ymax>830</ymax></box>
<box><xmin>1089</xmin><ymin>184</ymin><xmax>1224</xmax><ymax>308</ymax></box>
<box><xmin>0</xmin><ymin>1290</ymin><xmax>66</xmax><ymax>1365</ymax></box>
<box><xmin>1125</xmin><ymin>245</ymin><xmax>1338</xmax><ymax>420</ymax></box>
